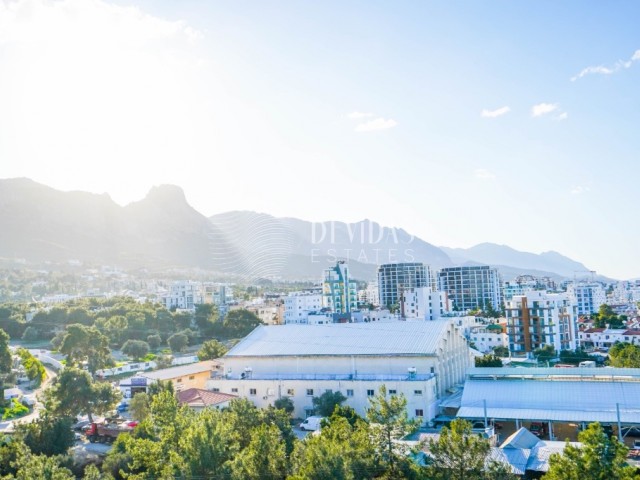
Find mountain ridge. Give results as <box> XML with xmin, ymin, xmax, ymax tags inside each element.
<box><xmin>0</xmin><ymin>178</ymin><xmax>603</xmax><ymax>280</ymax></box>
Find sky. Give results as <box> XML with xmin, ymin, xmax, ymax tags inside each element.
<box><xmin>0</xmin><ymin>0</ymin><xmax>639</xmax><ymax>279</ymax></box>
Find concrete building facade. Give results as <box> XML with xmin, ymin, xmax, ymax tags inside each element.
<box><xmin>438</xmin><ymin>266</ymin><xmax>503</xmax><ymax>313</ymax></box>
<box><xmin>377</xmin><ymin>262</ymin><xmax>430</xmax><ymax>309</ymax></box>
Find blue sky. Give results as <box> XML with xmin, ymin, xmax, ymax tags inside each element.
<box><xmin>1</xmin><ymin>0</ymin><xmax>639</xmax><ymax>278</ymax></box>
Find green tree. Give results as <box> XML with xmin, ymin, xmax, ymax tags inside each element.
<box><xmin>194</xmin><ymin>303</ymin><xmax>220</xmax><ymax>336</ymax></box>
<box><xmin>543</xmin><ymin>422</ymin><xmax>637</xmax><ymax>480</ymax></box>
<box><xmin>3</xmin><ymin>439</ymin><xmax>75</xmax><ymax>480</ymax></box>
<box><xmin>475</xmin><ymin>354</ymin><xmax>503</xmax><ymax>368</ymax></box>
<box><xmin>533</xmin><ymin>344</ymin><xmax>556</xmax><ymax>363</ymax></box>
<box><xmin>366</xmin><ymin>385</ymin><xmax>419</xmax><ymax>479</ymax></box>
<box><xmin>493</xmin><ymin>345</ymin><xmax>510</xmax><ymax>357</ymax></box>
<box><xmin>197</xmin><ymin>339</ymin><xmax>228</xmax><ymax>360</ymax></box>
<box><xmin>129</xmin><ymin>393</ymin><xmax>151</xmax><ymax>422</ymax></box>
<box><xmin>167</xmin><ymin>332</ymin><xmax>189</xmax><ymax>353</ymax></box>
<box><xmin>15</xmin><ymin>415</ymin><xmax>75</xmax><ymax>456</ymax></box>
<box><xmin>0</xmin><ymin>328</ymin><xmax>12</xmax><ymax>403</ymax></box>
<box><xmin>147</xmin><ymin>334</ymin><xmax>161</xmax><ymax>351</ymax></box>
<box><xmin>0</xmin><ymin>328</ymin><xmax>11</xmax><ymax>373</ymax></box>
<box><xmin>58</xmin><ymin>324</ymin><xmax>114</xmax><ymax>375</ymax></box>
<box><xmin>229</xmin><ymin>423</ymin><xmax>287</xmax><ymax>480</ymax></box>
<box><xmin>312</xmin><ymin>390</ymin><xmax>347</xmax><ymax>417</ymax></box>
<box><xmin>179</xmin><ymin>407</ymin><xmax>237</xmax><ymax>479</ymax></box>
<box><xmin>216</xmin><ymin>309</ymin><xmax>263</xmax><ymax>338</ymax></box>
<box><xmin>608</xmin><ymin>342</ymin><xmax>640</xmax><ymax>368</ymax></box>
<box><xmin>290</xmin><ymin>414</ymin><xmax>379</xmax><ymax>480</ymax></box>
<box><xmin>424</xmin><ymin>418</ymin><xmax>516</xmax><ymax>480</ymax></box>
<box><xmin>592</xmin><ymin>304</ymin><xmax>625</xmax><ymax>329</ymax></box>
<box><xmin>17</xmin><ymin>348</ymin><xmax>45</xmax><ymax>386</ymax></box>
<box><xmin>121</xmin><ymin>340</ymin><xmax>150</xmax><ymax>360</ymax></box>
<box><xmin>45</xmin><ymin>367</ymin><xmax>120</xmax><ymax>421</ymax></box>
<box><xmin>21</xmin><ymin>326</ymin><xmax>38</xmax><ymax>343</ymax></box>
<box><xmin>273</xmin><ymin>397</ymin><xmax>294</xmax><ymax>416</ymax></box>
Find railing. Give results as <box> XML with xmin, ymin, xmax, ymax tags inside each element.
<box><xmin>215</xmin><ymin>372</ymin><xmax>436</xmax><ymax>382</ymax></box>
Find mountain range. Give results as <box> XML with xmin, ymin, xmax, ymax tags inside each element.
<box><xmin>0</xmin><ymin>178</ymin><xmax>599</xmax><ymax>281</ymax></box>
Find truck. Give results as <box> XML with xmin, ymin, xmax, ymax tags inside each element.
<box><xmin>299</xmin><ymin>416</ymin><xmax>325</xmax><ymax>432</ymax></box>
<box><xmin>85</xmin><ymin>421</ymin><xmax>133</xmax><ymax>443</ymax></box>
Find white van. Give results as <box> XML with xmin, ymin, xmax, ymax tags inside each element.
<box><xmin>299</xmin><ymin>416</ymin><xmax>324</xmax><ymax>431</ymax></box>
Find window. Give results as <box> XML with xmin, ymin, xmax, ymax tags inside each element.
<box><xmin>414</xmin><ymin>390</ymin><xmax>422</xmax><ymax>396</ymax></box>
<box><xmin>346</xmin><ymin>389</ymin><xmax>354</xmax><ymax>397</ymax></box>
<box><xmin>231</xmin><ymin>388</ymin><xmax>238</xmax><ymax>393</ymax></box>
<box><xmin>189</xmin><ymin>375</ymin><xmax>195</xmax><ymax>380</ymax></box>
<box><xmin>176</xmin><ymin>378</ymin><xmax>182</xmax><ymax>383</ymax></box>
<box><xmin>287</xmin><ymin>389</ymin><xmax>295</xmax><ymax>396</ymax></box>
<box><xmin>306</xmin><ymin>389</ymin><xmax>314</xmax><ymax>396</ymax></box>
<box><xmin>249</xmin><ymin>388</ymin><xmax>257</xmax><ymax>395</ymax></box>
<box><xmin>212</xmin><ymin>388</ymin><xmax>220</xmax><ymax>393</ymax></box>
<box><xmin>415</xmin><ymin>409</ymin><xmax>424</xmax><ymax>417</ymax></box>
<box><xmin>367</xmin><ymin>389</ymin><xmax>375</xmax><ymax>397</ymax></box>
<box><xmin>389</xmin><ymin>389</ymin><xmax>397</xmax><ymax>395</ymax></box>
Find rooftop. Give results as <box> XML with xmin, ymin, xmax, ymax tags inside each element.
<box><xmin>177</xmin><ymin>388</ymin><xmax>237</xmax><ymax>408</ymax></box>
<box><xmin>142</xmin><ymin>361</ymin><xmax>217</xmax><ymax>381</ymax></box>
<box><xmin>225</xmin><ymin>321</ymin><xmax>454</xmax><ymax>357</ymax></box>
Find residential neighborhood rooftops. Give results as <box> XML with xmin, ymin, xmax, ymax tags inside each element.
<box><xmin>225</xmin><ymin>321</ymin><xmax>454</xmax><ymax>358</ymax></box>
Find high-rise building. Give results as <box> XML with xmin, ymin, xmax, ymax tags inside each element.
<box><xmin>377</xmin><ymin>262</ymin><xmax>430</xmax><ymax>308</ymax></box>
<box><xmin>505</xmin><ymin>291</ymin><xmax>578</xmax><ymax>354</ymax></box>
<box><xmin>566</xmin><ymin>282</ymin><xmax>607</xmax><ymax>316</ymax></box>
<box><xmin>438</xmin><ymin>265</ymin><xmax>502</xmax><ymax>313</ymax></box>
<box><xmin>322</xmin><ymin>261</ymin><xmax>357</xmax><ymax>314</ymax></box>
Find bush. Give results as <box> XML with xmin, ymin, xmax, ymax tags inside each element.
<box><xmin>2</xmin><ymin>398</ymin><xmax>29</xmax><ymax>419</ymax></box>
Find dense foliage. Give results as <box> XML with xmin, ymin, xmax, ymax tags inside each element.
<box><xmin>608</xmin><ymin>342</ymin><xmax>640</xmax><ymax>368</ymax></box>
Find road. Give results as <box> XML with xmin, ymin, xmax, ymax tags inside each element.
<box><xmin>0</xmin><ymin>366</ymin><xmax>58</xmax><ymax>432</ymax></box>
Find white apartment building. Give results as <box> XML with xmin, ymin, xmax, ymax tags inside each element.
<box><xmin>505</xmin><ymin>291</ymin><xmax>578</xmax><ymax>354</ymax></box>
<box><xmin>284</xmin><ymin>292</ymin><xmax>323</xmax><ymax>324</ymax></box>
<box><xmin>357</xmin><ymin>282</ymin><xmax>380</xmax><ymax>307</ymax></box>
<box><xmin>206</xmin><ymin>320</ymin><xmax>472</xmax><ymax>421</ymax></box>
<box><xmin>566</xmin><ymin>282</ymin><xmax>606</xmax><ymax>316</ymax></box>
<box><xmin>579</xmin><ymin>327</ymin><xmax>640</xmax><ymax>349</ymax></box>
<box><xmin>162</xmin><ymin>281</ymin><xmax>204</xmax><ymax>310</ymax></box>
<box><xmin>468</xmin><ymin>323</ymin><xmax>508</xmax><ymax>354</ymax></box>
<box><xmin>400</xmin><ymin>287</ymin><xmax>447</xmax><ymax>320</ymax></box>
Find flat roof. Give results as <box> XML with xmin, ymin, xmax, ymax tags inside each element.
<box><xmin>225</xmin><ymin>321</ymin><xmax>453</xmax><ymax>357</ymax></box>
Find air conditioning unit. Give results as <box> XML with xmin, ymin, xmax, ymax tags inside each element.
<box><xmin>263</xmin><ymin>396</ymin><xmax>268</xmax><ymax>400</ymax></box>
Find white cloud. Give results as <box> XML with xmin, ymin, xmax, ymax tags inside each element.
<box><xmin>475</xmin><ymin>168</ymin><xmax>496</xmax><ymax>180</ymax></box>
<box><xmin>531</xmin><ymin>103</ymin><xmax>559</xmax><ymax>117</ymax></box>
<box><xmin>571</xmin><ymin>186</ymin><xmax>590</xmax><ymax>195</ymax></box>
<box><xmin>556</xmin><ymin>112</ymin><xmax>568</xmax><ymax>121</ymax></box>
<box><xmin>571</xmin><ymin>49</ymin><xmax>640</xmax><ymax>81</ymax></box>
<box><xmin>481</xmin><ymin>106</ymin><xmax>510</xmax><ymax>118</ymax></box>
<box><xmin>355</xmin><ymin>117</ymin><xmax>398</xmax><ymax>132</ymax></box>
<box><xmin>347</xmin><ymin>111</ymin><xmax>374</xmax><ymax>119</ymax></box>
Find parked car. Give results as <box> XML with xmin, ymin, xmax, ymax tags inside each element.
<box><xmin>116</xmin><ymin>401</ymin><xmax>129</xmax><ymax>413</ymax></box>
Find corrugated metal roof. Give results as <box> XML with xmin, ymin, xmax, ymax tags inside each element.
<box><xmin>225</xmin><ymin>321</ymin><xmax>453</xmax><ymax>357</ymax></box>
<box><xmin>142</xmin><ymin>361</ymin><xmax>216</xmax><ymax>380</ymax></box>
<box><xmin>458</xmin><ymin>379</ymin><xmax>640</xmax><ymax>423</ymax></box>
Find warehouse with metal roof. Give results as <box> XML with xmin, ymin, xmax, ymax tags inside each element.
<box><xmin>457</xmin><ymin>367</ymin><xmax>640</xmax><ymax>440</ymax></box>
<box><xmin>207</xmin><ymin>320</ymin><xmax>473</xmax><ymax>420</ymax></box>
